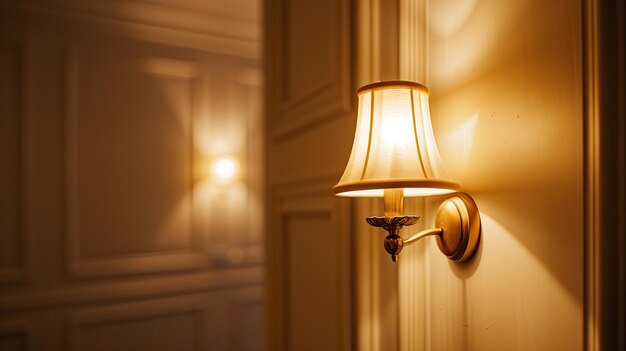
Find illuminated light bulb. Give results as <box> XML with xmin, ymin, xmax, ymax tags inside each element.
<box><xmin>214</xmin><ymin>158</ymin><xmax>236</xmax><ymax>179</ymax></box>
<box><xmin>381</xmin><ymin>118</ymin><xmax>412</xmax><ymax>145</ymax></box>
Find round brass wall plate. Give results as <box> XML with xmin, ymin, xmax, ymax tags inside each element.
<box><xmin>434</xmin><ymin>193</ymin><xmax>481</xmax><ymax>262</ymax></box>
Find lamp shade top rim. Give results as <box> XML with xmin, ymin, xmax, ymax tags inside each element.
<box><xmin>356</xmin><ymin>80</ymin><xmax>430</xmax><ymax>96</ymax></box>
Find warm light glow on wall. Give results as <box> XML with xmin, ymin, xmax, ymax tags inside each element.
<box><xmin>214</xmin><ymin>158</ymin><xmax>237</xmax><ymax>179</ymax></box>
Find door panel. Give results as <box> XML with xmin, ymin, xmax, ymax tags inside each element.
<box><xmin>264</xmin><ymin>3</ymin><xmax>354</xmax><ymax>349</ymax></box>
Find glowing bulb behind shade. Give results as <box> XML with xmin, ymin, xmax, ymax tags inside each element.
<box><xmin>214</xmin><ymin>158</ymin><xmax>236</xmax><ymax>179</ymax></box>
<box><xmin>332</xmin><ymin>81</ymin><xmax>460</xmax><ymax>197</ymax></box>
<box><xmin>381</xmin><ymin>118</ymin><xmax>413</xmax><ymax>146</ymax></box>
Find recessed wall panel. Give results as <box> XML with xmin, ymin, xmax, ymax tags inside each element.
<box><xmin>269</xmin><ymin>0</ymin><xmax>351</xmax><ymax>137</ymax></box>
<box><xmin>284</xmin><ymin>0</ymin><xmax>334</xmax><ymax>101</ymax></box>
<box><xmin>227</xmin><ymin>286</ymin><xmax>264</xmax><ymax>351</ymax></box>
<box><xmin>65</xmin><ymin>44</ymin><xmax>204</xmax><ymax>277</ymax></box>
<box><xmin>75</xmin><ymin>313</ymin><xmax>195</xmax><ymax>351</ymax></box>
<box><xmin>74</xmin><ymin>49</ymin><xmax>193</xmax><ymax>258</ymax></box>
<box><xmin>67</xmin><ymin>294</ymin><xmax>205</xmax><ymax>351</ymax></box>
<box><xmin>285</xmin><ymin>213</ymin><xmax>339</xmax><ymax>351</ymax></box>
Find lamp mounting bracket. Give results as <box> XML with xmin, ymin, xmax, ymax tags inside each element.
<box><xmin>365</xmin><ymin>193</ymin><xmax>481</xmax><ymax>263</ymax></box>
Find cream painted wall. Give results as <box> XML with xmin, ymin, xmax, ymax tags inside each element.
<box><xmin>399</xmin><ymin>0</ymin><xmax>583</xmax><ymax>350</ymax></box>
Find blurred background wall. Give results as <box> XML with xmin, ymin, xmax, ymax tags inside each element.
<box><xmin>0</xmin><ymin>1</ymin><xmax>263</xmax><ymax>350</ymax></box>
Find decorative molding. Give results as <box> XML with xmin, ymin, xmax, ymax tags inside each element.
<box><xmin>238</xmin><ymin>66</ymin><xmax>264</xmax><ymax>247</ymax></box>
<box><xmin>266</xmin><ymin>178</ymin><xmax>353</xmax><ymax>351</ymax></box>
<box><xmin>351</xmin><ymin>0</ymin><xmax>408</xmax><ymax>350</ymax></box>
<box><xmin>228</xmin><ymin>286</ymin><xmax>264</xmax><ymax>351</ymax></box>
<box><xmin>583</xmin><ymin>1</ymin><xmax>600</xmax><ymax>348</ymax></box>
<box><xmin>0</xmin><ymin>266</ymin><xmax>263</xmax><ymax>313</ymax></box>
<box><xmin>583</xmin><ymin>0</ymin><xmax>626</xmax><ymax>349</ymax></box>
<box><xmin>0</xmin><ymin>1</ymin><xmax>259</xmax><ymax>59</ymax></box>
<box><xmin>126</xmin><ymin>0</ymin><xmax>259</xmax><ymax>23</ymax></box>
<box><xmin>267</xmin><ymin>171</ymin><xmax>344</xmax><ymax>189</ymax></box>
<box><xmin>357</xmin><ymin>0</ymin><xmax>400</xmax><ymax>83</ymax></box>
<box><xmin>210</xmin><ymin>244</ymin><xmax>264</xmax><ymax>269</ymax></box>
<box><xmin>63</xmin><ymin>48</ymin><xmax>208</xmax><ymax>279</ymax></box>
<box><xmin>399</xmin><ymin>0</ymin><xmax>428</xmax><ymax>83</ymax></box>
<box><xmin>397</xmin><ymin>2</ymin><xmax>429</xmax><ymax>351</ymax></box>
<box><xmin>267</xmin><ymin>0</ymin><xmax>352</xmax><ymax>138</ymax></box>
<box><xmin>3</xmin><ymin>0</ymin><xmax>259</xmax><ymax>41</ymax></box>
<box><xmin>66</xmin><ymin>294</ymin><xmax>207</xmax><ymax>351</ymax></box>
<box><xmin>0</xmin><ymin>42</ymin><xmax>29</xmax><ymax>286</ymax></box>
<box><xmin>67</xmin><ymin>252</ymin><xmax>209</xmax><ymax>278</ymax></box>
<box><xmin>398</xmin><ymin>197</ymin><xmax>428</xmax><ymax>351</ymax></box>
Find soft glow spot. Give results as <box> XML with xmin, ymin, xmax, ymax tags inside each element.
<box><xmin>429</xmin><ymin>0</ymin><xmax>478</xmax><ymax>36</ymax></box>
<box><xmin>381</xmin><ymin>118</ymin><xmax>412</xmax><ymax>146</ymax></box>
<box><xmin>440</xmin><ymin>110</ymin><xmax>480</xmax><ymax>169</ymax></box>
<box><xmin>214</xmin><ymin>158</ymin><xmax>236</xmax><ymax>179</ymax></box>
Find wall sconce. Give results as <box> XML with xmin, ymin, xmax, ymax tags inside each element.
<box><xmin>333</xmin><ymin>81</ymin><xmax>481</xmax><ymax>263</ymax></box>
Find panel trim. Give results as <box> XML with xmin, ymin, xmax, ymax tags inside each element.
<box><xmin>397</xmin><ymin>2</ymin><xmax>429</xmax><ymax>351</ymax></box>
<box><xmin>131</xmin><ymin>0</ymin><xmax>259</xmax><ymax>22</ymax></box>
<box><xmin>62</xmin><ymin>48</ymin><xmax>207</xmax><ymax>279</ymax></box>
<box><xmin>238</xmin><ymin>66</ymin><xmax>264</xmax><ymax>247</ymax></box>
<box><xmin>1</xmin><ymin>1</ymin><xmax>259</xmax><ymax>59</ymax></box>
<box><xmin>0</xmin><ymin>266</ymin><xmax>262</xmax><ymax>312</ymax></box>
<box><xmin>266</xmin><ymin>178</ymin><xmax>353</xmax><ymax>351</ymax></box>
<box><xmin>352</xmin><ymin>0</ymin><xmax>404</xmax><ymax>350</ymax></box>
<box><xmin>67</xmin><ymin>252</ymin><xmax>209</xmax><ymax>278</ymax></box>
<box><xmin>267</xmin><ymin>0</ymin><xmax>353</xmax><ymax>138</ymax></box>
<box><xmin>66</xmin><ymin>294</ymin><xmax>207</xmax><ymax>351</ymax></box>
<box><xmin>227</xmin><ymin>286</ymin><xmax>264</xmax><ymax>351</ymax></box>
<box><xmin>399</xmin><ymin>0</ymin><xmax>427</xmax><ymax>83</ymax></box>
<box><xmin>583</xmin><ymin>0</ymin><xmax>626</xmax><ymax>349</ymax></box>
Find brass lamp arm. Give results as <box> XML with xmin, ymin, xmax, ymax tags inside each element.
<box><xmin>403</xmin><ymin>227</ymin><xmax>443</xmax><ymax>246</ymax></box>
<box><xmin>366</xmin><ymin>216</ymin><xmax>443</xmax><ymax>262</ymax></box>
<box><xmin>367</xmin><ymin>191</ymin><xmax>481</xmax><ymax>263</ymax></box>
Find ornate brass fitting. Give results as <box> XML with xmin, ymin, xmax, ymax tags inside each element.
<box><xmin>366</xmin><ymin>216</ymin><xmax>419</xmax><ymax>262</ymax></box>
<box><xmin>365</xmin><ymin>189</ymin><xmax>480</xmax><ymax>263</ymax></box>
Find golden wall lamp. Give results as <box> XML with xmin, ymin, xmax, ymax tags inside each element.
<box><xmin>333</xmin><ymin>81</ymin><xmax>481</xmax><ymax>263</ymax></box>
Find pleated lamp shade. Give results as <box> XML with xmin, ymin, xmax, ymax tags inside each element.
<box><xmin>333</xmin><ymin>81</ymin><xmax>460</xmax><ymax>197</ymax></box>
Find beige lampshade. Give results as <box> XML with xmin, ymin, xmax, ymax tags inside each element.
<box><xmin>333</xmin><ymin>81</ymin><xmax>460</xmax><ymax>197</ymax></box>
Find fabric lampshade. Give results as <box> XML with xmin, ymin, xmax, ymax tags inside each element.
<box><xmin>333</xmin><ymin>81</ymin><xmax>460</xmax><ymax>197</ymax></box>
